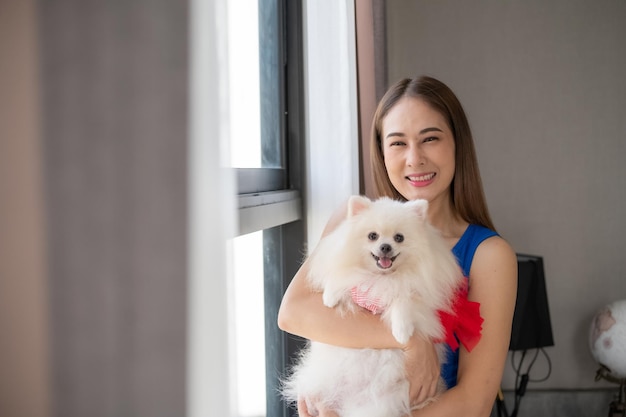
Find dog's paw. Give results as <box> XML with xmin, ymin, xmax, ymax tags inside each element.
<box><xmin>391</xmin><ymin>321</ymin><xmax>414</xmax><ymax>345</ymax></box>
<box><xmin>322</xmin><ymin>290</ymin><xmax>340</xmax><ymax>308</ymax></box>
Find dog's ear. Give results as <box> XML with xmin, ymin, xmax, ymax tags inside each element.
<box><xmin>406</xmin><ymin>199</ymin><xmax>429</xmax><ymax>219</ymax></box>
<box><xmin>347</xmin><ymin>195</ymin><xmax>371</xmax><ymax>217</ymax></box>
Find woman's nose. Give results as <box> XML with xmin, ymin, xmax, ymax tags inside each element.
<box><xmin>407</xmin><ymin>146</ymin><xmax>425</xmax><ymax>167</ymax></box>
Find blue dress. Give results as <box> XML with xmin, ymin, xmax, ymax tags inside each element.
<box><xmin>440</xmin><ymin>224</ymin><xmax>498</xmax><ymax>388</ymax></box>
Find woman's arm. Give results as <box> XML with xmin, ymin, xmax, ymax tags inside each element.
<box><xmin>410</xmin><ymin>235</ymin><xmax>518</xmax><ymax>417</ymax></box>
<box><xmin>278</xmin><ymin>257</ymin><xmax>403</xmax><ymax>348</ymax></box>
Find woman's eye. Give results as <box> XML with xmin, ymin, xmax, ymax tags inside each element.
<box><xmin>423</xmin><ymin>136</ymin><xmax>438</xmax><ymax>143</ymax></box>
<box><xmin>389</xmin><ymin>141</ymin><xmax>405</xmax><ymax>147</ymax></box>
<box><xmin>368</xmin><ymin>232</ymin><xmax>379</xmax><ymax>241</ymax></box>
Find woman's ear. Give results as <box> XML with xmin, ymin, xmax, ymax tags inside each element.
<box><xmin>347</xmin><ymin>195</ymin><xmax>371</xmax><ymax>217</ymax></box>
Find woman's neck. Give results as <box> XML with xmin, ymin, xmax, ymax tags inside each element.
<box><xmin>427</xmin><ymin>197</ymin><xmax>468</xmax><ymax>244</ymax></box>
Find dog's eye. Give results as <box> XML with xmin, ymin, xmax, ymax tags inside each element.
<box><xmin>368</xmin><ymin>232</ymin><xmax>378</xmax><ymax>241</ymax></box>
<box><xmin>394</xmin><ymin>234</ymin><xmax>404</xmax><ymax>243</ymax></box>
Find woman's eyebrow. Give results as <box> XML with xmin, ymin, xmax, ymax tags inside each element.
<box><xmin>420</xmin><ymin>127</ymin><xmax>444</xmax><ymax>134</ymax></box>
<box><xmin>385</xmin><ymin>132</ymin><xmax>405</xmax><ymax>139</ymax></box>
<box><xmin>385</xmin><ymin>126</ymin><xmax>443</xmax><ymax>139</ymax></box>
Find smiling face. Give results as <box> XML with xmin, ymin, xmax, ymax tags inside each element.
<box><xmin>345</xmin><ymin>196</ymin><xmax>431</xmax><ymax>275</ymax></box>
<box><xmin>366</xmin><ymin>229</ymin><xmax>404</xmax><ymax>270</ymax></box>
<box><xmin>381</xmin><ymin>97</ymin><xmax>456</xmax><ymax>208</ymax></box>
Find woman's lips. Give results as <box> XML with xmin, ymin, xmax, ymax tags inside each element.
<box><xmin>407</xmin><ymin>172</ymin><xmax>436</xmax><ymax>187</ymax></box>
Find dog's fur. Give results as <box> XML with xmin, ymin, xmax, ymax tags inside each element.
<box><xmin>282</xmin><ymin>196</ymin><xmax>463</xmax><ymax>417</ymax></box>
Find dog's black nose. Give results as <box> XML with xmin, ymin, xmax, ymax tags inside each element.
<box><xmin>380</xmin><ymin>243</ymin><xmax>392</xmax><ymax>254</ymax></box>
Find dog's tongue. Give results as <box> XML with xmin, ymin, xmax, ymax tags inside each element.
<box><xmin>378</xmin><ymin>257</ymin><xmax>392</xmax><ymax>269</ymax></box>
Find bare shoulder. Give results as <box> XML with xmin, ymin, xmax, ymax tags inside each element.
<box><xmin>468</xmin><ymin>235</ymin><xmax>518</xmax><ymax>305</ymax></box>
<box><xmin>471</xmin><ymin>235</ymin><xmax>517</xmax><ymax>281</ymax></box>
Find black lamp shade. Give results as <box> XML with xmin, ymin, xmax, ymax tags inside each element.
<box><xmin>509</xmin><ymin>254</ymin><xmax>555</xmax><ymax>351</ymax></box>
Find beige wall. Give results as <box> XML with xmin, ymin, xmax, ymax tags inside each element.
<box><xmin>386</xmin><ymin>0</ymin><xmax>626</xmax><ymax>390</ymax></box>
<box><xmin>0</xmin><ymin>0</ymin><xmax>51</xmax><ymax>416</ymax></box>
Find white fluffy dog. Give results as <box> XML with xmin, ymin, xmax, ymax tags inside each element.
<box><xmin>282</xmin><ymin>196</ymin><xmax>464</xmax><ymax>417</ymax></box>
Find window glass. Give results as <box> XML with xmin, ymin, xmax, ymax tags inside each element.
<box><xmin>258</xmin><ymin>0</ymin><xmax>283</xmax><ymax>168</ymax></box>
<box><xmin>232</xmin><ymin>231</ymin><xmax>266</xmax><ymax>416</ymax></box>
<box><xmin>228</xmin><ymin>0</ymin><xmax>261</xmax><ymax>168</ymax></box>
<box><xmin>228</xmin><ymin>0</ymin><xmax>283</xmax><ymax>169</ymax></box>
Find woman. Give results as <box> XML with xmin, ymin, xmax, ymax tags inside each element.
<box><xmin>277</xmin><ymin>75</ymin><xmax>517</xmax><ymax>417</ymax></box>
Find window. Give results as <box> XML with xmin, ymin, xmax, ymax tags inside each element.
<box><xmin>195</xmin><ymin>0</ymin><xmax>360</xmax><ymax>414</ymax></box>
<box><xmin>232</xmin><ymin>231</ymin><xmax>266</xmax><ymax>416</ymax></box>
<box><xmin>229</xmin><ymin>1</ymin><xmax>304</xmax><ymax>416</ymax></box>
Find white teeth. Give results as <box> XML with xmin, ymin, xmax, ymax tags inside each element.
<box><xmin>408</xmin><ymin>173</ymin><xmax>434</xmax><ymax>182</ymax></box>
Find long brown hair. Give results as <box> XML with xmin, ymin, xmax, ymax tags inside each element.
<box><xmin>370</xmin><ymin>75</ymin><xmax>496</xmax><ymax>231</ymax></box>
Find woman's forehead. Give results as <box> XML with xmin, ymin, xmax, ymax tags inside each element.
<box><xmin>382</xmin><ymin>97</ymin><xmax>449</xmax><ymax>135</ymax></box>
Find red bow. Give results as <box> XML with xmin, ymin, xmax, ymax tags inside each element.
<box><xmin>436</xmin><ymin>283</ymin><xmax>483</xmax><ymax>352</ymax></box>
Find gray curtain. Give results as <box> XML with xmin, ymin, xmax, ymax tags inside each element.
<box><xmin>39</xmin><ymin>1</ymin><xmax>189</xmax><ymax>416</ymax></box>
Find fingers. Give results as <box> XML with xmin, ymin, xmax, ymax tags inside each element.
<box><xmin>404</xmin><ymin>336</ymin><xmax>441</xmax><ymax>407</ymax></box>
<box><xmin>410</xmin><ymin>376</ymin><xmax>440</xmax><ymax>410</ymax></box>
<box><xmin>412</xmin><ymin>386</ymin><xmax>428</xmax><ymax>407</ymax></box>
<box><xmin>407</xmin><ymin>368</ymin><xmax>440</xmax><ymax>406</ymax></box>
<box><xmin>297</xmin><ymin>397</ymin><xmax>340</xmax><ymax>417</ymax></box>
<box><xmin>297</xmin><ymin>397</ymin><xmax>313</xmax><ymax>417</ymax></box>
<box><xmin>426</xmin><ymin>376</ymin><xmax>439</xmax><ymax>399</ymax></box>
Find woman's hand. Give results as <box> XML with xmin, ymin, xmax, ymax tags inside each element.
<box><xmin>403</xmin><ymin>335</ymin><xmax>440</xmax><ymax>407</ymax></box>
<box><xmin>297</xmin><ymin>397</ymin><xmax>340</xmax><ymax>417</ymax></box>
